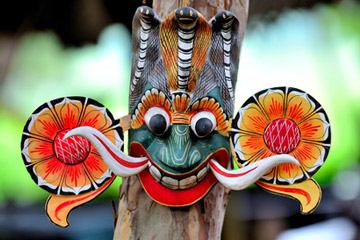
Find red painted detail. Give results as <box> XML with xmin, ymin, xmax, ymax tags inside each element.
<box><xmin>93</xmin><ymin>135</ymin><xmax>148</xmax><ymax>168</ymax></box>
<box><xmin>263</xmin><ymin>118</ymin><xmax>300</xmax><ymax>154</ymax></box>
<box><xmin>130</xmin><ymin>142</ymin><xmax>229</xmax><ymax>206</ymax></box>
<box><xmin>54</xmin><ymin>129</ymin><xmax>90</xmax><ymax>165</ymax></box>
<box><xmin>209</xmin><ymin>160</ymin><xmax>257</xmax><ymax>178</ymax></box>
<box><xmin>53</xmin><ymin>176</ymin><xmax>115</xmax><ymax>221</ymax></box>
<box><xmin>257</xmin><ymin>181</ymin><xmax>311</xmax><ymax>205</ymax></box>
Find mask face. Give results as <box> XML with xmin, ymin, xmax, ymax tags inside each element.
<box><xmin>126</xmin><ymin>6</ymin><xmax>240</xmax><ymax>206</ymax></box>
<box><xmin>129</xmin><ymin>87</ymin><xmax>231</xmax><ymax>206</ymax></box>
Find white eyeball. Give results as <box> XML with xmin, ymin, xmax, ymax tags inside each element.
<box><xmin>191</xmin><ymin>111</ymin><xmax>216</xmax><ymax>138</ymax></box>
<box><xmin>144</xmin><ymin>107</ymin><xmax>171</xmax><ymax>136</ymax></box>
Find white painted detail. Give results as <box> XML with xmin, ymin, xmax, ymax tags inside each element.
<box><xmin>210</xmin><ymin>154</ymin><xmax>300</xmax><ymax>190</ymax></box>
<box><xmin>64</xmin><ymin>126</ymin><xmax>148</xmax><ymax>177</ymax></box>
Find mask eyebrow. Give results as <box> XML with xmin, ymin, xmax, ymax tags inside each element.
<box><xmin>189</xmin><ymin>97</ymin><xmax>229</xmax><ymax>135</ymax></box>
<box><xmin>131</xmin><ymin>88</ymin><xmax>172</xmax><ymax>129</ymax></box>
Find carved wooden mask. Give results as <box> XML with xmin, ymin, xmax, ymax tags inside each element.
<box><xmin>21</xmin><ymin>6</ymin><xmax>331</xmax><ymax>227</ymax></box>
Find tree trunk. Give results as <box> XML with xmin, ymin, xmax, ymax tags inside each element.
<box><xmin>113</xmin><ymin>1</ymin><xmax>248</xmax><ymax>239</ymax></box>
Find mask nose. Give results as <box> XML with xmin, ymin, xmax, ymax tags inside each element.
<box><xmin>156</xmin><ymin>125</ymin><xmax>201</xmax><ymax>170</ymax></box>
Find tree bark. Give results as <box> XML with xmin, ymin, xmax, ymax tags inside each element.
<box><xmin>113</xmin><ymin>1</ymin><xmax>248</xmax><ymax>239</ymax></box>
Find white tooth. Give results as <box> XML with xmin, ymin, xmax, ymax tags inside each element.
<box><xmin>197</xmin><ymin>167</ymin><xmax>208</xmax><ymax>181</ymax></box>
<box><xmin>161</xmin><ymin>176</ymin><xmax>179</xmax><ymax>190</ymax></box>
<box><xmin>149</xmin><ymin>165</ymin><xmax>161</xmax><ymax>182</ymax></box>
<box><xmin>179</xmin><ymin>175</ymin><xmax>197</xmax><ymax>189</ymax></box>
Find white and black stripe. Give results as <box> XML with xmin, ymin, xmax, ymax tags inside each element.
<box><xmin>130</xmin><ymin>19</ymin><xmax>151</xmax><ymax>93</ymax></box>
<box><xmin>177</xmin><ymin>26</ymin><xmax>196</xmax><ymax>91</ymax></box>
<box><xmin>220</xmin><ymin>18</ymin><xmax>234</xmax><ymax>100</ymax></box>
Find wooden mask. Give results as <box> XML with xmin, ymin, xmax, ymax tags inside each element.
<box><xmin>21</xmin><ymin>6</ymin><xmax>331</xmax><ymax>227</ymax></box>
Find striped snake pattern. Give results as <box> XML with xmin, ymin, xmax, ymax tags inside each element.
<box><xmin>220</xmin><ymin>16</ymin><xmax>235</xmax><ymax>100</ymax></box>
<box><xmin>129</xmin><ymin>7</ymin><xmax>240</xmax><ymax>117</ymax></box>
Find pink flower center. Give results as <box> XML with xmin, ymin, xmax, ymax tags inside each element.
<box><xmin>263</xmin><ymin>118</ymin><xmax>300</xmax><ymax>154</ymax></box>
<box><xmin>54</xmin><ymin>129</ymin><xmax>91</xmax><ymax>164</ymax></box>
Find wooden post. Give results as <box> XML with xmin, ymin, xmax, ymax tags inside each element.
<box><xmin>113</xmin><ymin>1</ymin><xmax>248</xmax><ymax>239</ymax></box>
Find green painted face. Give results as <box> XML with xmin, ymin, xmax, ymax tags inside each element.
<box><xmin>129</xmin><ymin>86</ymin><xmax>231</xmax><ymax>206</ymax></box>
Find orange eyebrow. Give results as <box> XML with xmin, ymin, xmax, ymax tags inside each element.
<box><xmin>131</xmin><ymin>89</ymin><xmax>173</xmax><ymax>129</ymax></box>
<box><xmin>171</xmin><ymin>113</ymin><xmax>191</xmax><ymax>124</ymax></box>
<box><xmin>190</xmin><ymin>97</ymin><xmax>229</xmax><ymax>135</ymax></box>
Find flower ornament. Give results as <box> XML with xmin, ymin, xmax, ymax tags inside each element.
<box><xmin>21</xmin><ymin>97</ymin><xmax>147</xmax><ymax>226</ymax></box>
<box><xmin>209</xmin><ymin>87</ymin><xmax>330</xmax><ymax>213</ymax></box>
<box><xmin>231</xmin><ymin>87</ymin><xmax>331</xmax><ymax>185</ymax></box>
<box><xmin>21</xmin><ymin>97</ymin><xmax>122</xmax><ymax>195</ymax></box>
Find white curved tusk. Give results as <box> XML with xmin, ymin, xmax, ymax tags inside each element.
<box><xmin>209</xmin><ymin>155</ymin><xmax>300</xmax><ymax>190</ymax></box>
<box><xmin>64</xmin><ymin>126</ymin><xmax>148</xmax><ymax>177</ymax></box>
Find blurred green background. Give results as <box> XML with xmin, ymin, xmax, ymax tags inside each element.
<box><xmin>0</xmin><ymin>0</ymin><xmax>359</xmax><ymax>239</ymax></box>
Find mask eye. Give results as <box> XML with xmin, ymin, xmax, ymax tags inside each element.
<box><xmin>191</xmin><ymin>111</ymin><xmax>216</xmax><ymax>138</ymax></box>
<box><xmin>144</xmin><ymin>107</ymin><xmax>170</xmax><ymax>136</ymax></box>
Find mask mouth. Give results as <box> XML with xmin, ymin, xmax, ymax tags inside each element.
<box><xmin>148</xmin><ymin>153</ymin><xmax>299</xmax><ymax>191</ymax></box>
<box><xmin>148</xmin><ymin>161</ymin><xmax>210</xmax><ymax>190</ymax></box>
<box><xmin>131</xmin><ymin>142</ymin><xmax>230</xmax><ymax>206</ymax></box>
<box><xmin>129</xmin><ymin>142</ymin><xmax>229</xmax><ymax>190</ymax></box>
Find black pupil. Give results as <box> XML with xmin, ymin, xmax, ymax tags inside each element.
<box><xmin>149</xmin><ymin>114</ymin><xmax>167</xmax><ymax>135</ymax></box>
<box><xmin>195</xmin><ymin>118</ymin><xmax>213</xmax><ymax>137</ymax></box>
